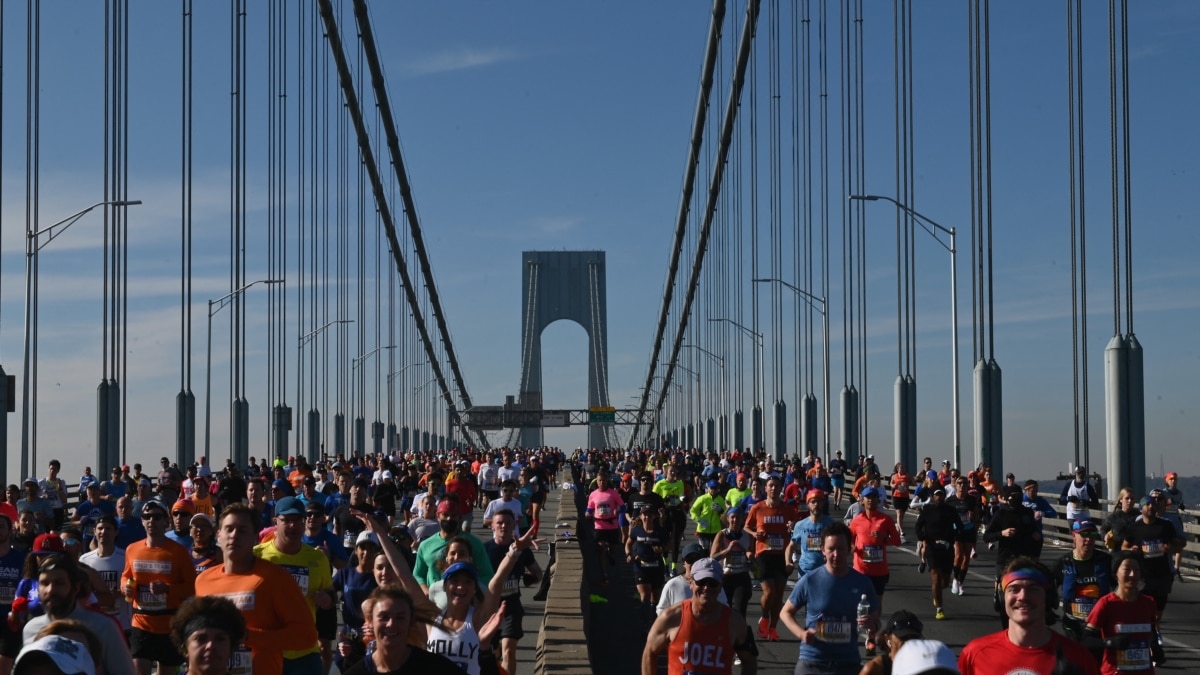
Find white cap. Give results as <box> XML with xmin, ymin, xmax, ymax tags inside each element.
<box><xmin>14</xmin><ymin>636</ymin><xmax>95</xmax><ymax>675</ymax></box>
<box><xmin>891</xmin><ymin>639</ymin><xmax>959</xmax><ymax>675</ymax></box>
<box><xmin>381</xmin><ymin>470</ymin><xmax>394</xmax><ymax>481</ymax></box>
<box><xmin>356</xmin><ymin>531</ymin><xmax>380</xmax><ymax>547</ymax></box>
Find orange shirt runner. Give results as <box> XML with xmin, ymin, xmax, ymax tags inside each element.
<box><xmin>667</xmin><ymin>600</ymin><xmax>734</xmax><ymax>675</ymax></box>
<box><xmin>746</xmin><ymin>500</ymin><xmax>799</xmax><ymax>557</ymax></box>
<box><xmin>195</xmin><ymin>558</ymin><xmax>320</xmax><ymax>675</ymax></box>
<box><xmin>121</xmin><ymin>538</ymin><xmax>197</xmax><ymax>634</ymax></box>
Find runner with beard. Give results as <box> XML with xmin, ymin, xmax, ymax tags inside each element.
<box><xmin>784</xmin><ymin>490</ymin><xmax>833</xmax><ymax>579</ymax></box>
<box><xmin>946</xmin><ymin>475</ymin><xmax>982</xmax><ymax>596</ymax></box>
<box><xmin>412</xmin><ymin>500</ymin><xmax>494</xmax><ymax>593</ymax></box>
<box><xmin>1122</xmin><ymin>495</ymin><xmax>1185</xmax><ymax>622</ymax></box>
<box><xmin>914</xmin><ymin>486</ymin><xmax>961</xmax><ymax>620</ymax></box>
<box><xmin>960</xmin><ymin>557</ymin><xmax>1099</xmax><ymax>675</ymax></box>
<box><xmin>1052</xmin><ymin>520</ymin><xmax>1113</xmax><ymax>646</ymax></box>
<box><xmin>745</xmin><ymin>476</ymin><xmax>798</xmax><ymax>642</ymax></box>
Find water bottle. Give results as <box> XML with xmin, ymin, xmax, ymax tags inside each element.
<box><xmin>856</xmin><ymin>594</ymin><xmax>870</xmax><ymax>644</ymax></box>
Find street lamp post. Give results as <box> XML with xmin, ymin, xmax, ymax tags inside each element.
<box><xmin>753</xmin><ymin>278</ymin><xmax>831</xmax><ymax>462</ymax></box>
<box><xmin>387</xmin><ymin>361</ymin><xmax>428</xmax><ymax>448</ymax></box>
<box><xmin>352</xmin><ymin>346</ymin><xmax>396</xmax><ymax>456</ymax></box>
<box><xmin>21</xmin><ymin>199</ymin><xmax>143</xmax><ymax>480</ymax></box>
<box><xmin>849</xmin><ymin>194</ymin><xmax>961</xmax><ymax>469</ymax></box>
<box><xmin>683</xmin><ymin>344</ymin><xmax>727</xmax><ymax>451</ymax></box>
<box><xmin>708</xmin><ymin>317</ymin><xmax>765</xmax><ymax>453</ymax></box>
<box><xmin>204</xmin><ymin>278</ymin><xmax>283</xmax><ymax>464</ymax></box>
<box><xmin>297</xmin><ymin>319</ymin><xmax>353</xmax><ymax>460</ymax></box>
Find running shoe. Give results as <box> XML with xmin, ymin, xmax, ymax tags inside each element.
<box><xmin>768</xmin><ymin>628</ymin><xmax>780</xmax><ymax>642</ymax></box>
<box><xmin>734</xmin><ymin>656</ymin><xmax>742</xmax><ymax>667</ymax></box>
<box><xmin>758</xmin><ymin>617</ymin><xmax>769</xmax><ymax>640</ymax></box>
<box><xmin>951</xmin><ymin>579</ymin><xmax>962</xmax><ymax>595</ymax></box>
<box><xmin>900</xmin><ymin>532</ymin><xmax>908</xmax><ymax>544</ymax></box>
<box><xmin>918</xmin><ymin>560</ymin><xmax>927</xmax><ymax>574</ymax></box>
<box><xmin>935</xmin><ymin>607</ymin><xmax>946</xmax><ymax>620</ymax></box>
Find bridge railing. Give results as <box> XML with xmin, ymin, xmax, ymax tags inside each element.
<box><xmin>1038</xmin><ymin>500</ymin><xmax>1200</xmax><ymax>575</ymax></box>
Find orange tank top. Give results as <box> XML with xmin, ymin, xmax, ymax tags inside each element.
<box><xmin>667</xmin><ymin>600</ymin><xmax>733</xmax><ymax>675</ymax></box>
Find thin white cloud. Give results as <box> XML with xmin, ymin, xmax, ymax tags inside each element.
<box><xmin>404</xmin><ymin>48</ymin><xmax>519</xmax><ymax>76</ymax></box>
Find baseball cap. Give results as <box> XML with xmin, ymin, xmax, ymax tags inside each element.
<box><xmin>926</xmin><ymin>470</ymin><xmax>938</xmax><ymax>480</ymax></box>
<box><xmin>190</xmin><ymin>513</ymin><xmax>214</xmax><ymax>528</ymax></box>
<box><xmin>941</xmin><ymin>459</ymin><xmax>951</xmax><ymax>466</ymax></box>
<box><xmin>1074</xmin><ymin>465</ymin><xmax>1086</xmax><ymax>474</ymax></box>
<box><xmin>381</xmin><ymin>470</ymin><xmax>394</xmax><ymax>481</ymax></box>
<box><xmin>14</xmin><ymin>636</ymin><xmax>95</xmax><ymax>675</ymax></box>
<box><xmin>883</xmin><ymin>609</ymin><xmax>924</xmax><ymax>640</ymax></box>
<box><xmin>891</xmin><ymin>639</ymin><xmax>959</xmax><ymax>675</ymax></box>
<box><xmin>690</xmin><ymin>558</ymin><xmax>724</xmax><ymax>584</ymax></box>
<box><xmin>355</xmin><ymin>531</ymin><xmax>380</xmax><ymax>547</ymax></box>
<box><xmin>141</xmin><ymin>500</ymin><xmax>168</xmax><ymax>517</ymax></box>
<box><xmin>1139</xmin><ymin>496</ymin><xmax>1156</xmax><ymax>508</ymax></box>
<box><xmin>273</xmin><ymin>458</ymin><xmax>287</xmax><ymax>468</ymax></box>
<box><xmin>706</xmin><ymin>479</ymin><xmax>720</xmax><ymax>490</ymax></box>
<box><xmin>436</xmin><ymin>499</ymin><xmax>460</xmax><ymax>516</ymax></box>
<box><xmin>303</xmin><ymin>476</ymin><xmax>316</xmax><ymax>486</ymax></box>
<box><xmin>442</xmin><ymin>561</ymin><xmax>479</xmax><ymax>583</ymax></box>
<box><xmin>805</xmin><ymin>489</ymin><xmax>826</xmax><ymax>502</ymax></box>
<box><xmin>861</xmin><ymin>487</ymin><xmax>882</xmax><ymax>500</ymax></box>
<box><xmin>681</xmin><ymin>542</ymin><xmax>707</xmax><ymax>564</ymax></box>
<box><xmin>23</xmin><ymin>477</ymin><xmax>37</xmax><ymax>487</ymax></box>
<box><xmin>273</xmin><ymin>496</ymin><xmax>304</xmax><ymax>517</ymax></box>
<box><xmin>305</xmin><ymin>501</ymin><xmax>325</xmax><ymax>515</ymax></box>
<box><xmin>172</xmin><ymin>499</ymin><xmax>196</xmax><ymax>515</ymax></box>
<box><xmin>0</xmin><ymin>502</ymin><xmax>17</xmax><ymax>524</ymax></box>
<box><xmin>1166</xmin><ymin>471</ymin><xmax>1178</xmax><ymax>480</ymax></box>
<box><xmin>32</xmin><ymin>533</ymin><xmax>65</xmax><ymax>554</ymax></box>
<box><xmin>271</xmin><ymin>479</ymin><xmax>290</xmax><ymax>492</ymax></box>
<box><xmin>1071</xmin><ymin>520</ymin><xmax>1100</xmax><ymax>538</ymax></box>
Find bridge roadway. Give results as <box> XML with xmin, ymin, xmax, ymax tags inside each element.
<box><xmin>526</xmin><ymin>486</ymin><xmax>1200</xmax><ymax>675</ymax></box>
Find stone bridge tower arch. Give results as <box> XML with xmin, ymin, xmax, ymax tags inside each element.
<box><xmin>517</xmin><ymin>251</ymin><xmax>611</xmax><ymax>448</ymax></box>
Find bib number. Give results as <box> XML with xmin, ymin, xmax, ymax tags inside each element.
<box><xmin>1070</xmin><ymin>600</ymin><xmax>1095</xmax><ymax>619</ymax></box>
<box><xmin>862</xmin><ymin>545</ymin><xmax>884</xmax><ymax>564</ymax></box>
<box><xmin>229</xmin><ymin>647</ymin><xmax>253</xmax><ymax>675</ymax></box>
<box><xmin>766</xmin><ymin>535</ymin><xmax>785</xmax><ymax>551</ymax></box>
<box><xmin>815</xmin><ymin>619</ymin><xmax>852</xmax><ymax>644</ymax></box>
<box><xmin>137</xmin><ymin>585</ymin><xmax>167</xmax><ymax>612</ymax></box>
<box><xmin>1115</xmin><ymin>643</ymin><xmax>1151</xmax><ymax>671</ymax></box>
<box><xmin>1142</xmin><ymin>540</ymin><xmax>1165</xmax><ymax>558</ymax></box>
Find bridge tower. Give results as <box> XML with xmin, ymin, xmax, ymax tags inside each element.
<box><xmin>517</xmin><ymin>251</ymin><xmax>612</xmax><ymax>449</ymax></box>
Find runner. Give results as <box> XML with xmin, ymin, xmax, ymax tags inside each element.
<box><xmin>121</xmin><ymin>500</ymin><xmax>196</xmax><ymax>675</ymax></box>
<box><xmin>946</xmin><ymin>475</ymin><xmax>982</xmax><ymax>596</ymax></box>
<box><xmin>744</xmin><ymin>475</ymin><xmax>798</xmax><ymax>642</ymax></box>
<box><xmin>194</xmin><ymin>503</ymin><xmax>320</xmax><ymax>675</ymax></box>
<box><xmin>1122</xmin><ymin>494</ymin><xmax>1185</xmax><ymax>621</ymax></box>
<box><xmin>710</xmin><ymin>506</ymin><xmax>753</xmax><ymax>620</ymax></box>
<box><xmin>959</xmin><ymin>557</ymin><xmax>1099</xmax><ymax>675</ymax></box>
<box><xmin>690</xmin><ymin>480</ymin><xmax>726</xmax><ymax>551</ymax></box>
<box><xmin>641</xmin><ymin>558</ymin><xmax>758</xmax><ymax>675</ymax></box>
<box><xmin>1160</xmin><ymin>472</ymin><xmax>1186</xmax><ymax>582</ymax></box>
<box><xmin>828</xmin><ymin>452</ymin><xmax>847</xmax><ymax>509</ymax></box>
<box><xmin>1085</xmin><ymin>551</ymin><xmax>1162</xmax><ymax>674</ymax></box>
<box><xmin>1059</xmin><ymin>466</ymin><xmax>1100</xmax><ymax>524</ymax></box>
<box><xmin>784</xmin><ymin>489</ymin><xmax>833</xmax><ymax>579</ymax></box>
<box><xmin>653</xmin><ymin>465</ymin><xmax>690</xmax><ymax>576</ymax></box>
<box><xmin>1051</xmin><ymin>519</ymin><xmax>1113</xmax><ymax>646</ymax></box>
<box><xmin>584</xmin><ymin>471</ymin><xmax>625</xmax><ymax>584</ymax></box>
<box><xmin>914</xmin><ymin>485</ymin><xmax>961</xmax><ymax>620</ymax></box>
<box><xmin>847</xmin><ymin>486</ymin><xmax>901</xmax><ymax>654</ymax></box>
<box><xmin>889</xmin><ymin>464</ymin><xmax>912</xmax><ymax>544</ymax></box>
<box><xmin>627</xmin><ymin>506</ymin><xmax>669</xmax><ymax>609</ymax></box>
<box><xmin>983</xmin><ymin>487</ymin><xmax>1041</xmax><ymax>580</ymax></box>
<box><xmin>779</xmin><ymin>521</ymin><xmax>880</xmax><ymax>675</ymax></box>
<box><xmin>483</xmin><ymin>510</ymin><xmax>542</xmax><ymax>675</ymax></box>
<box><xmin>169</xmin><ymin>596</ymin><xmax>248</xmax><ymax>675</ymax></box>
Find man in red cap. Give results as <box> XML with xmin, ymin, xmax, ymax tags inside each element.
<box><xmin>411</xmin><ymin>497</ymin><xmax>494</xmax><ymax>593</ymax></box>
<box><xmin>1161</xmin><ymin>471</ymin><xmax>1186</xmax><ymax>581</ymax></box>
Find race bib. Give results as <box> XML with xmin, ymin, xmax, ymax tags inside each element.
<box><xmin>667</xmin><ymin>496</ymin><xmax>682</xmax><ymax>508</ymax></box>
<box><xmin>1142</xmin><ymin>540</ymin><xmax>1165</xmax><ymax>558</ymax></box>
<box><xmin>343</xmin><ymin>531</ymin><xmax>356</xmax><ymax>549</ymax></box>
<box><xmin>1070</xmin><ymin>600</ymin><xmax>1095</xmax><ymax>619</ymax></box>
<box><xmin>137</xmin><ymin>585</ymin><xmax>167</xmax><ymax>612</ymax></box>
<box><xmin>806</xmin><ymin>535</ymin><xmax>822</xmax><ymax>551</ymax></box>
<box><xmin>727</xmin><ymin>551</ymin><xmax>747</xmax><ymax>568</ymax></box>
<box><xmin>596</xmin><ymin>504</ymin><xmax>613</xmax><ymax>519</ymax></box>
<box><xmin>229</xmin><ymin>647</ymin><xmax>254</xmax><ymax>675</ymax></box>
<box><xmin>639</xmin><ymin>557</ymin><xmax>660</xmax><ymax>568</ymax></box>
<box><xmin>814</xmin><ymin>619</ymin><xmax>852</xmax><ymax>644</ymax></box>
<box><xmin>0</xmin><ymin>584</ymin><xmax>14</xmax><ymax>605</ymax></box>
<box><xmin>1115</xmin><ymin>642</ymin><xmax>1151</xmax><ymax>671</ymax></box>
<box><xmin>502</xmin><ymin>575</ymin><xmax>520</xmax><ymax>597</ymax></box>
<box><xmin>766</xmin><ymin>535</ymin><xmax>785</xmax><ymax>551</ymax></box>
<box><xmin>959</xmin><ymin>512</ymin><xmax>972</xmax><ymax>524</ymax></box>
<box><xmin>862</xmin><ymin>545</ymin><xmax>884</xmax><ymax>564</ymax></box>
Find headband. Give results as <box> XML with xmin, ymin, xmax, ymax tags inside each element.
<box><xmin>183</xmin><ymin>614</ymin><xmax>234</xmax><ymax>640</ymax></box>
<box><xmin>1001</xmin><ymin>568</ymin><xmax>1050</xmax><ymax>591</ymax></box>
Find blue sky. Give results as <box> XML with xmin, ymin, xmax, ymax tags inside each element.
<box><xmin>2</xmin><ymin>1</ymin><xmax>1199</xmax><ymax>485</ymax></box>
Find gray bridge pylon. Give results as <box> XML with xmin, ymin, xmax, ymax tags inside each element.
<box><xmin>517</xmin><ymin>251</ymin><xmax>612</xmax><ymax>449</ymax></box>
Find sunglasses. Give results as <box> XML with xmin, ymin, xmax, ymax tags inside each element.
<box><xmin>142</xmin><ymin>513</ymin><xmax>167</xmax><ymax>521</ymax></box>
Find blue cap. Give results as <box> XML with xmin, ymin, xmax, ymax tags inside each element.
<box><xmin>861</xmin><ymin>487</ymin><xmax>882</xmax><ymax>500</ymax></box>
<box><xmin>706</xmin><ymin>479</ymin><xmax>720</xmax><ymax>489</ymax></box>
<box><xmin>274</xmin><ymin>496</ymin><xmax>305</xmax><ymax>517</ymax></box>
<box><xmin>442</xmin><ymin>561</ymin><xmax>479</xmax><ymax>583</ymax></box>
<box><xmin>272</xmin><ymin>479</ymin><xmax>290</xmax><ymax>491</ymax></box>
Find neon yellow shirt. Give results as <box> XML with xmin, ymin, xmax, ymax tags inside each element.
<box><xmin>253</xmin><ymin>540</ymin><xmax>332</xmax><ymax>659</ymax></box>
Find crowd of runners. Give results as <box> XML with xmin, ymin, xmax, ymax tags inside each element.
<box><xmin>0</xmin><ymin>446</ymin><xmax>1189</xmax><ymax>675</ymax></box>
<box><xmin>0</xmin><ymin>448</ymin><xmax>564</xmax><ymax>675</ymax></box>
<box><xmin>575</xmin><ymin>447</ymin><xmax>1191</xmax><ymax>675</ymax></box>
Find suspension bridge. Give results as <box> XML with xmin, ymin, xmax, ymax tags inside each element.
<box><xmin>3</xmin><ymin>0</ymin><xmax>1196</xmax><ymax>496</ymax></box>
